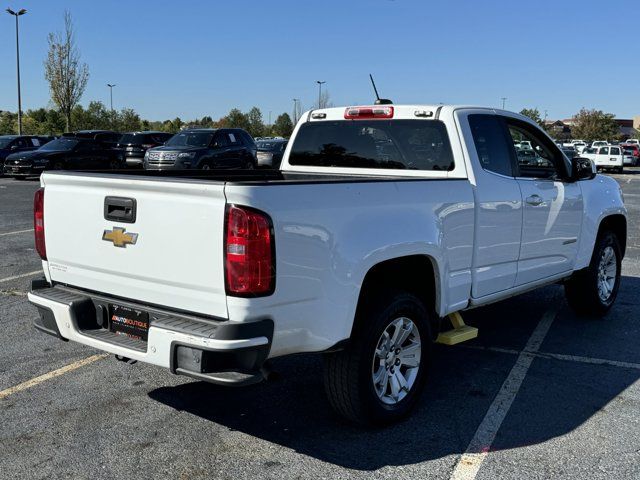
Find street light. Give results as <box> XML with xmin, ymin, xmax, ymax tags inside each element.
<box><xmin>316</xmin><ymin>81</ymin><xmax>326</xmax><ymax>109</ymax></box>
<box><xmin>6</xmin><ymin>7</ymin><xmax>27</xmax><ymax>135</ymax></box>
<box><xmin>501</xmin><ymin>97</ymin><xmax>507</xmax><ymax>110</ymax></box>
<box><xmin>292</xmin><ymin>98</ymin><xmax>300</xmax><ymax>124</ymax></box>
<box><xmin>107</xmin><ymin>84</ymin><xmax>116</xmax><ymax>111</ymax></box>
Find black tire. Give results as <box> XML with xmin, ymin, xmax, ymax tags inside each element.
<box><xmin>565</xmin><ymin>230</ymin><xmax>621</xmax><ymax>317</ymax></box>
<box><xmin>109</xmin><ymin>159</ymin><xmax>121</xmax><ymax>170</ymax></box>
<box><xmin>200</xmin><ymin>162</ymin><xmax>212</xmax><ymax>170</ymax></box>
<box><xmin>323</xmin><ymin>291</ymin><xmax>432</xmax><ymax>426</ymax></box>
<box><xmin>53</xmin><ymin>161</ymin><xmax>64</xmax><ymax>170</ymax></box>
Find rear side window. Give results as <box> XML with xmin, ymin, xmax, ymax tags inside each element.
<box><xmin>610</xmin><ymin>147</ymin><xmax>620</xmax><ymax>155</ymax></box>
<box><xmin>468</xmin><ymin>114</ymin><xmax>513</xmax><ymax>176</ymax></box>
<box><xmin>289</xmin><ymin>120</ymin><xmax>454</xmax><ymax>171</ymax></box>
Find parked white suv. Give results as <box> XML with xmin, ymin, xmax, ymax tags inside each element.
<box><xmin>28</xmin><ymin>105</ymin><xmax>626</xmax><ymax>425</ymax></box>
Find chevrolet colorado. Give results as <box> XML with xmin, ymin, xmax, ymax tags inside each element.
<box><xmin>28</xmin><ymin>105</ymin><xmax>626</xmax><ymax>425</ymax></box>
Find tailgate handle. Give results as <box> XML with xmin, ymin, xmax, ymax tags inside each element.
<box><xmin>104</xmin><ymin>196</ymin><xmax>137</xmax><ymax>223</ymax></box>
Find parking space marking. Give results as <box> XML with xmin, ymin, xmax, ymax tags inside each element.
<box><xmin>0</xmin><ymin>228</ymin><xmax>34</xmax><ymax>237</ymax></box>
<box><xmin>0</xmin><ymin>354</ymin><xmax>108</xmax><ymax>400</ymax></box>
<box><xmin>464</xmin><ymin>345</ymin><xmax>640</xmax><ymax>371</ymax></box>
<box><xmin>0</xmin><ymin>270</ymin><xmax>42</xmax><ymax>283</ymax></box>
<box><xmin>449</xmin><ymin>306</ymin><xmax>558</xmax><ymax>480</ymax></box>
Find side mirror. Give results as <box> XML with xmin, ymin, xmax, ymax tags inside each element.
<box><xmin>571</xmin><ymin>157</ymin><xmax>596</xmax><ymax>181</ymax></box>
<box><xmin>10</xmin><ymin>145</ymin><xmax>18</xmax><ymax>151</ymax></box>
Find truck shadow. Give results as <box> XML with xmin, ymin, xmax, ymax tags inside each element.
<box><xmin>148</xmin><ymin>278</ymin><xmax>640</xmax><ymax>470</ymax></box>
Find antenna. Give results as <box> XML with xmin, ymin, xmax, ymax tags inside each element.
<box><xmin>369</xmin><ymin>74</ymin><xmax>393</xmax><ymax>105</ymax></box>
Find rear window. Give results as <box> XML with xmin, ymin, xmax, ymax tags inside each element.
<box><xmin>289</xmin><ymin>120</ymin><xmax>454</xmax><ymax>171</ymax></box>
<box><xmin>610</xmin><ymin>147</ymin><xmax>621</xmax><ymax>155</ymax></box>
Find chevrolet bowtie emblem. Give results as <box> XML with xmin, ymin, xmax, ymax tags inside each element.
<box><xmin>102</xmin><ymin>227</ymin><xmax>138</xmax><ymax>248</ymax></box>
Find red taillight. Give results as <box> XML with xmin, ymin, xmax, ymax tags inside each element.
<box><xmin>34</xmin><ymin>187</ymin><xmax>46</xmax><ymax>260</ymax></box>
<box><xmin>225</xmin><ymin>205</ymin><xmax>274</xmax><ymax>296</ymax></box>
<box><xmin>344</xmin><ymin>106</ymin><xmax>394</xmax><ymax>119</ymax></box>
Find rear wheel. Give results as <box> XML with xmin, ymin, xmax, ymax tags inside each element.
<box><xmin>323</xmin><ymin>291</ymin><xmax>431</xmax><ymax>425</ymax></box>
<box><xmin>109</xmin><ymin>159</ymin><xmax>121</xmax><ymax>170</ymax></box>
<box><xmin>53</xmin><ymin>161</ymin><xmax>64</xmax><ymax>170</ymax></box>
<box><xmin>565</xmin><ymin>230</ymin><xmax>621</xmax><ymax>316</ymax></box>
<box><xmin>200</xmin><ymin>163</ymin><xmax>212</xmax><ymax>170</ymax></box>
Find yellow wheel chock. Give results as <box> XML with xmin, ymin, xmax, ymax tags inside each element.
<box><xmin>436</xmin><ymin>311</ymin><xmax>478</xmax><ymax>345</ymax></box>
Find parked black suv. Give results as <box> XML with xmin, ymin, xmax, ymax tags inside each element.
<box><xmin>4</xmin><ymin>137</ymin><xmax>123</xmax><ymax>179</ymax></box>
<box><xmin>0</xmin><ymin>135</ymin><xmax>54</xmax><ymax>175</ymax></box>
<box><xmin>117</xmin><ymin>131</ymin><xmax>173</xmax><ymax>168</ymax></box>
<box><xmin>144</xmin><ymin>128</ymin><xmax>257</xmax><ymax>170</ymax></box>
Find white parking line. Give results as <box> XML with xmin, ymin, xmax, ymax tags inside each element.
<box><xmin>0</xmin><ymin>270</ymin><xmax>42</xmax><ymax>283</ymax></box>
<box><xmin>0</xmin><ymin>228</ymin><xmax>34</xmax><ymax>237</ymax></box>
<box><xmin>0</xmin><ymin>354</ymin><xmax>108</xmax><ymax>400</ymax></box>
<box><xmin>464</xmin><ymin>345</ymin><xmax>640</xmax><ymax>371</ymax></box>
<box><xmin>449</xmin><ymin>306</ymin><xmax>558</xmax><ymax>480</ymax></box>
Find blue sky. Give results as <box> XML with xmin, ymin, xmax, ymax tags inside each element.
<box><xmin>1</xmin><ymin>0</ymin><xmax>639</xmax><ymax>122</ymax></box>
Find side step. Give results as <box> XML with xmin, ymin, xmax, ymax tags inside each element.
<box><xmin>436</xmin><ymin>312</ymin><xmax>478</xmax><ymax>345</ymax></box>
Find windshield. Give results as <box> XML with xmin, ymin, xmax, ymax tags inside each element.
<box><xmin>39</xmin><ymin>138</ymin><xmax>79</xmax><ymax>151</ymax></box>
<box><xmin>165</xmin><ymin>131</ymin><xmax>213</xmax><ymax>148</ymax></box>
<box><xmin>0</xmin><ymin>137</ymin><xmax>16</xmax><ymax>149</ymax></box>
<box><xmin>289</xmin><ymin>120</ymin><xmax>454</xmax><ymax>171</ymax></box>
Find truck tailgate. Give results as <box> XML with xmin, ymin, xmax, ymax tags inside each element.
<box><xmin>41</xmin><ymin>173</ymin><xmax>228</xmax><ymax>318</ymax></box>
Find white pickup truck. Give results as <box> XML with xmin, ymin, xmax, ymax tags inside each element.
<box><xmin>28</xmin><ymin>105</ymin><xmax>626</xmax><ymax>425</ymax></box>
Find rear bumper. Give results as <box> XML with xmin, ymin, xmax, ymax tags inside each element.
<box><xmin>28</xmin><ymin>282</ymin><xmax>273</xmax><ymax>385</ymax></box>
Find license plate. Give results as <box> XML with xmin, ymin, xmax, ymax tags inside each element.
<box><xmin>109</xmin><ymin>304</ymin><xmax>149</xmax><ymax>341</ymax></box>
<box><xmin>12</xmin><ymin>167</ymin><xmax>20</xmax><ymax>172</ymax></box>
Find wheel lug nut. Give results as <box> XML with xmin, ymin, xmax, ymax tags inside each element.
<box><xmin>395</xmin><ymin>359</ymin><xmax>400</xmax><ymax>365</ymax></box>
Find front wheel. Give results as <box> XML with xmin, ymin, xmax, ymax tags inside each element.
<box><xmin>323</xmin><ymin>291</ymin><xmax>431</xmax><ymax>425</ymax></box>
<box><xmin>565</xmin><ymin>230</ymin><xmax>621</xmax><ymax>316</ymax></box>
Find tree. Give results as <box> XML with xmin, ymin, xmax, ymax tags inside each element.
<box><xmin>272</xmin><ymin>113</ymin><xmax>293</xmax><ymax>138</ymax></box>
<box><xmin>519</xmin><ymin>108</ymin><xmax>544</xmax><ymax>127</ymax></box>
<box><xmin>44</xmin><ymin>11</ymin><xmax>89</xmax><ymax>132</ymax></box>
<box><xmin>223</xmin><ymin>108</ymin><xmax>251</xmax><ymax>131</ymax></box>
<box><xmin>570</xmin><ymin>108</ymin><xmax>619</xmax><ymax>141</ymax></box>
<box><xmin>247</xmin><ymin>107</ymin><xmax>265</xmax><ymax>137</ymax></box>
<box><xmin>119</xmin><ymin>108</ymin><xmax>142</xmax><ymax>132</ymax></box>
<box><xmin>0</xmin><ymin>111</ymin><xmax>18</xmax><ymax>134</ymax></box>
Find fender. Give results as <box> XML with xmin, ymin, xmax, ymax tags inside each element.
<box><xmin>575</xmin><ymin>174</ymin><xmax>626</xmax><ymax>270</ymax></box>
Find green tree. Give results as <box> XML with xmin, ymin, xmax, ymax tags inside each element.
<box><xmin>0</xmin><ymin>111</ymin><xmax>18</xmax><ymax>134</ymax></box>
<box><xmin>119</xmin><ymin>108</ymin><xmax>142</xmax><ymax>132</ymax></box>
<box><xmin>570</xmin><ymin>109</ymin><xmax>619</xmax><ymax>141</ymax></box>
<box><xmin>272</xmin><ymin>113</ymin><xmax>293</xmax><ymax>138</ymax></box>
<box><xmin>519</xmin><ymin>108</ymin><xmax>544</xmax><ymax>127</ymax></box>
<box><xmin>200</xmin><ymin>116</ymin><xmax>214</xmax><ymax>128</ymax></box>
<box><xmin>247</xmin><ymin>107</ymin><xmax>265</xmax><ymax>137</ymax></box>
<box><xmin>44</xmin><ymin>11</ymin><xmax>89</xmax><ymax>131</ymax></box>
<box><xmin>223</xmin><ymin>108</ymin><xmax>251</xmax><ymax>131</ymax></box>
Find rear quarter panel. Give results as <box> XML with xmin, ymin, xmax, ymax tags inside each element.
<box><xmin>225</xmin><ymin>179</ymin><xmax>474</xmax><ymax>357</ymax></box>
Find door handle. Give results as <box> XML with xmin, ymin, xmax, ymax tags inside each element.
<box><xmin>526</xmin><ymin>194</ymin><xmax>544</xmax><ymax>206</ymax></box>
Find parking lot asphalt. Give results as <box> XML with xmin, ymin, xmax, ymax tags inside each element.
<box><xmin>1</xmin><ymin>172</ymin><xmax>639</xmax><ymax>480</ymax></box>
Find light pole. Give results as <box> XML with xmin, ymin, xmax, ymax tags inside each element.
<box><xmin>6</xmin><ymin>8</ymin><xmax>27</xmax><ymax>135</ymax></box>
<box><xmin>107</xmin><ymin>84</ymin><xmax>116</xmax><ymax>111</ymax></box>
<box><xmin>316</xmin><ymin>81</ymin><xmax>326</xmax><ymax>109</ymax></box>
<box><xmin>501</xmin><ymin>97</ymin><xmax>507</xmax><ymax>110</ymax></box>
<box><xmin>292</xmin><ymin>98</ymin><xmax>300</xmax><ymax>123</ymax></box>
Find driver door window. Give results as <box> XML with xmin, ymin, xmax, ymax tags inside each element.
<box><xmin>505</xmin><ymin>121</ymin><xmax>566</xmax><ymax>180</ymax></box>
